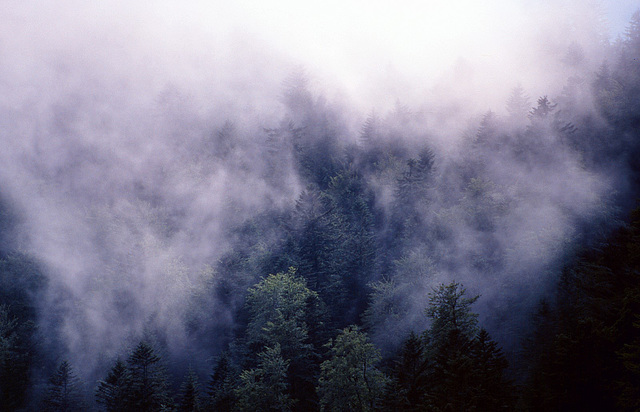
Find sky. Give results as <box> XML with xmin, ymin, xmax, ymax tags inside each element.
<box><xmin>140</xmin><ymin>0</ymin><xmax>638</xmax><ymax>109</ymax></box>
<box><xmin>6</xmin><ymin>0</ymin><xmax>636</xmax><ymax>112</ymax></box>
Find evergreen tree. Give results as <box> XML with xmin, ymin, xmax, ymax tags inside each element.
<box><xmin>383</xmin><ymin>332</ymin><xmax>430</xmax><ymax>411</ymax></box>
<box><xmin>125</xmin><ymin>341</ymin><xmax>172</xmax><ymax>411</ymax></box>
<box><xmin>623</xmin><ymin>10</ymin><xmax>640</xmax><ymax>52</ymax></box>
<box><xmin>423</xmin><ymin>282</ymin><xmax>512</xmax><ymax>410</ymax></box>
<box><xmin>317</xmin><ymin>326</ymin><xmax>388</xmax><ymax>411</ymax></box>
<box><xmin>469</xmin><ymin>329</ymin><xmax>514</xmax><ymax>410</ymax></box>
<box><xmin>396</xmin><ymin>148</ymin><xmax>435</xmax><ymax>206</ymax></box>
<box><xmin>429</xmin><ymin>328</ymin><xmax>476</xmax><ymax>411</ymax></box>
<box><xmin>178</xmin><ymin>368</ymin><xmax>201</xmax><ymax>412</ymax></box>
<box><xmin>0</xmin><ymin>253</ymin><xmax>43</xmax><ymax>411</ymax></box>
<box><xmin>95</xmin><ymin>359</ymin><xmax>128</xmax><ymax>412</ymax></box>
<box><xmin>207</xmin><ymin>352</ymin><xmax>237</xmax><ymax>412</ymax></box>
<box><xmin>0</xmin><ymin>305</ymin><xmax>32</xmax><ymax>411</ymax></box>
<box><xmin>425</xmin><ymin>281</ymin><xmax>479</xmax><ymax>348</ymax></box>
<box><xmin>244</xmin><ymin>268</ymin><xmax>325</xmax><ymax>410</ymax></box>
<box><xmin>359</xmin><ymin>111</ymin><xmax>380</xmax><ymax>146</ymax></box>
<box><xmin>506</xmin><ymin>84</ymin><xmax>531</xmax><ymax>126</ymax></box>
<box><xmin>522</xmin><ymin>207</ymin><xmax>640</xmax><ymax>411</ymax></box>
<box><xmin>42</xmin><ymin>360</ymin><xmax>84</xmax><ymax>412</ymax></box>
<box><xmin>236</xmin><ymin>344</ymin><xmax>293</xmax><ymax>412</ymax></box>
<box><xmin>528</xmin><ymin>95</ymin><xmax>556</xmax><ymax>121</ymax></box>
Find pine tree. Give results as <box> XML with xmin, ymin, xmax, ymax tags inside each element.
<box><xmin>396</xmin><ymin>148</ymin><xmax>435</xmax><ymax>205</ymax></box>
<box><xmin>429</xmin><ymin>328</ymin><xmax>476</xmax><ymax>411</ymax></box>
<box><xmin>422</xmin><ymin>282</ymin><xmax>512</xmax><ymax>410</ymax></box>
<box><xmin>623</xmin><ymin>10</ymin><xmax>640</xmax><ymax>52</ymax></box>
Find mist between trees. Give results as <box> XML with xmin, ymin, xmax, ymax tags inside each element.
<box><xmin>0</xmin><ymin>2</ymin><xmax>639</xmax><ymax>411</ymax></box>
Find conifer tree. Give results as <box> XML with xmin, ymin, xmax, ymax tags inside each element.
<box><xmin>178</xmin><ymin>368</ymin><xmax>201</xmax><ymax>412</ymax></box>
<box><xmin>244</xmin><ymin>269</ymin><xmax>325</xmax><ymax>409</ymax></box>
<box><xmin>317</xmin><ymin>326</ymin><xmax>388</xmax><ymax>411</ymax></box>
<box><xmin>0</xmin><ymin>304</ymin><xmax>32</xmax><ymax>411</ymax></box>
<box><xmin>470</xmin><ymin>329</ymin><xmax>514</xmax><ymax>410</ymax></box>
<box><xmin>95</xmin><ymin>359</ymin><xmax>128</xmax><ymax>412</ymax></box>
<box><xmin>383</xmin><ymin>332</ymin><xmax>430</xmax><ymax>411</ymax></box>
<box><xmin>236</xmin><ymin>344</ymin><xmax>293</xmax><ymax>412</ymax></box>
<box><xmin>506</xmin><ymin>84</ymin><xmax>531</xmax><ymax>126</ymax></box>
<box><xmin>42</xmin><ymin>360</ymin><xmax>84</xmax><ymax>412</ymax></box>
<box><xmin>125</xmin><ymin>341</ymin><xmax>172</xmax><ymax>411</ymax></box>
<box><xmin>208</xmin><ymin>352</ymin><xmax>237</xmax><ymax>412</ymax></box>
<box><xmin>425</xmin><ymin>281</ymin><xmax>479</xmax><ymax>348</ymax></box>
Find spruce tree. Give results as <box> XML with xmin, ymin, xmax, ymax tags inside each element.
<box><xmin>178</xmin><ymin>368</ymin><xmax>201</xmax><ymax>412</ymax></box>
<box><xmin>208</xmin><ymin>352</ymin><xmax>237</xmax><ymax>412</ymax></box>
<box><xmin>42</xmin><ymin>360</ymin><xmax>84</xmax><ymax>412</ymax></box>
<box><xmin>95</xmin><ymin>359</ymin><xmax>128</xmax><ymax>412</ymax></box>
<box><xmin>125</xmin><ymin>341</ymin><xmax>172</xmax><ymax>411</ymax></box>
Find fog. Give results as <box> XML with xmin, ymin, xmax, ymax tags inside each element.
<box><xmin>0</xmin><ymin>0</ymin><xmax>637</xmax><ymax>381</ymax></box>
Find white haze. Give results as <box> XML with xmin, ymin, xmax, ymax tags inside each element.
<box><xmin>0</xmin><ymin>0</ymin><xmax>636</xmax><ymax>378</ymax></box>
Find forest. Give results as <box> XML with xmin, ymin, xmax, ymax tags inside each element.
<box><xmin>1</xmin><ymin>3</ymin><xmax>640</xmax><ymax>412</ymax></box>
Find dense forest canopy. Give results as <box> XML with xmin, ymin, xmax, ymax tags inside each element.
<box><xmin>1</xmin><ymin>1</ymin><xmax>640</xmax><ymax>410</ymax></box>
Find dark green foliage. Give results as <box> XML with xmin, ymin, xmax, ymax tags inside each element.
<box><xmin>244</xmin><ymin>269</ymin><xmax>326</xmax><ymax>410</ymax></box>
<box><xmin>42</xmin><ymin>360</ymin><xmax>84</xmax><ymax>412</ymax></box>
<box><xmin>383</xmin><ymin>332</ymin><xmax>430</xmax><ymax>411</ymax></box>
<box><xmin>292</xmin><ymin>188</ymin><xmax>348</xmax><ymax>315</ymax></box>
<box><xmin>4</xmin><ymin>11</ymin><xmax>640</xmax><ymax>412</ymax></box>
<box><xmin>522</xmin><ymin>207</ymin><xmax>640</xmax><ymax>411</ymax></box>
<box><xmin>96</xmin><ymin>340</ymin><xmax>172</xmax><ymax>412</ymax></box>
<box><xmin>95</xmin><ymin>359</ymin><xmax>128</xmax><ymax>412</ymax></box>
<box><xmin>0</xmin><ymin>304</ymin><xmax>34</xmax><ymax>412</ymax></box>
<box><xmin>125</xmin><ymin>341</ymin><xmax>172</xmax><ymax>411</ymax></box>
<box><xmin>425</xmin><ymin>282</ymin><xmax>479</xmax><ymax>347</ymax></box>
<box><xmin>424</xmin><ymin>283</ymin><xmax>513</xmax><ymax>411</ymax></box>
<box><xmin>178</xmin><ymin>368</ymin><xmax>201</xmax><ymax>412</ymax></box>
<box><xmin>207</xmin><ymin>352</ymin><xmax>237</xmax><ymax>412</ymax></box>
<box><xmin>469</xmin><ymin>329</ymin><xmax>513</xmax><ymax>410</ymax></box>
<box><xmin>0</xmin><ymin>254</ymin><xmax>43</xmax><ymax>411</ymax></box>
<box><xmin>317</xmin><ymin>326</ymin><xmax>388</xmax><ymax>411</ymax></box>
<box><xmin>245</xmin><ymin>269</ymin><xmax>319</xmax><ymax>359</ymax></box>
<box><xmin>236</xmin><ymin>344</ymin><xmax>293</xmax><ymax>412</ymax></box>
<box><xmin>323</xmin><ymin>169</ymin><xmax>376</xmax><ymax>321</ymax></box>
<box><xmin>381</xmin><ymin>282</ymin><xmax>514</xmax><ymax>411</ymax></box>
<box><xmin>289</xmin><ymin>170</ymin><xmax>376</xmax><ymax>326</ymax></box>
<box><xmin>0</xmin><ymin>254</ymin><xmax>44</xmax><ymax>322</ymax></box>
<box><xmin>428</xmin><ymin>328</ymin><xmax>477</xmax><ymax>411</ymax></box>
<box><xmin>617</xmin><ymin>314</ymin><xmax>640</xmax><ymax>410</ymax></box>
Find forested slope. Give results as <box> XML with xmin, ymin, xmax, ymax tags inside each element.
<box><xmin>1</xmin><ymin>7</ymin><xmax>640</xmax><ymax>412</ymax></box>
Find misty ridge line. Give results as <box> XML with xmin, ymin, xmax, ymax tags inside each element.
<box><xmin>0</xmin><ymin>0</ymin><xmax>638</xmax><ymax>393</ymax></box>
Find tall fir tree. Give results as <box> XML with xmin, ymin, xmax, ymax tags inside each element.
<box><xmin>42</xmin><ymin>360</ymin><xmax>84</xmax><ymax>412</ymax></box>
